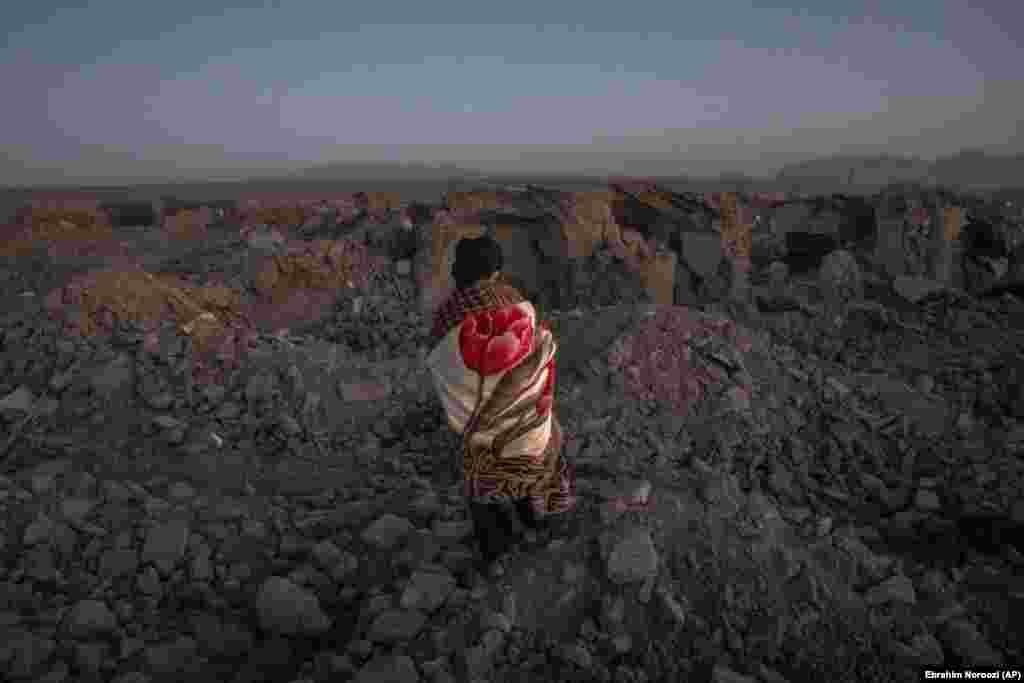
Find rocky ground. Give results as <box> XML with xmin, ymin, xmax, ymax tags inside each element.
<box><xmin>1</xmin><ymin>218</ymin><xmax>1023</xmax><ymax>683</ymax></box>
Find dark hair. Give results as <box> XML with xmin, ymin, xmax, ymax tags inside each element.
<box><xmin>452</xmin><ymin>235</ymin><xmax>503</xmax><ymax>289</ymax></box>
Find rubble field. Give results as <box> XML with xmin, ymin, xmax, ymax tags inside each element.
<box><xmin>0</xmin><ymin>185</ymin><xmax>1022</xmax><ymax>683</ymax></box>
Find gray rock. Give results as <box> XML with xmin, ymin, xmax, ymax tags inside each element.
<box><xmin>938</xmin><ymin>619</ymin><xmax>1004</xmax><ymax>668</ymax></box>
<box><xmin>60</xmin><ymin>498</ymin><xmax>96</xmax><ymax>522</ymax></box>
<box><xmin>98</xmin><ymin>549</ymin><xmax>140</xmax><ymax>579</ymax></box>
<box><xmin>819</xmin><ymin>249</ymin><xmax>863</xmax><ymax>303</ymax></box>
<box><xmin>607</xmin><ymin>527</ymin><xmax>659</xmax><ymax>584</ymax></box>
<box><xmin>560</xmin><ymin>642</ymin><xmax>593</xmax><ymax>670</ymax></box>
<box><xmin>0</xmin><ymin>629</ymin><xmax>56</xmax><ymax>679</ymax></box>
<box><xmin>191</xmin><ymin>616</ymin><xmax>253</xmax><ymax>657</ymax></box>
<box><xmin>145</xmin><ymin>636</ymin><xmax>199</xmax><ymax>675</ymax></box>
<box><xmin>24</xmin><ymin>546</ymin><xmax>56</xmax><ymax>582</ymax></box>
<box><xmin>480</xmin><ymin>610</ymin><xmax>513</xmax><ymax>633</ymax></box>
<box><xmin>400</xmin><ymin>569</ymin><xmax>456</xmax><ymax>612</ymax></box>
<box><xmin>246</xmin><ymin>229</ymin><xmax>287</xmax><ymax>253</ymax></box>
<box><xmin>712</xmin><ymin>664</ymin><xmax>758</xmax><ymax>683</ymax></box>
<box><xmin>152</xmin><ymin>415</ymin><xmax>183</xmax><ymax>430</ymax></box>
<box><xmin>611</xmin><ymin>634</ymin><xmax>633</xmax><ymax>654</ymax></box>
<box><xmin>864</xmin><ymin>574</ymin><xmax>917</xmax><ymax>606</ymax></box>
<box><xmin>907</xmin><ymin>631</ymin><xmax>945</xmax><ymax>667</ymax></box>
<box><xmin>167</xmin><ymin>481</ymin><xmax>195</xmax><ymax>500</ymax></box>
<box><xmin>0</xmin><ymin>386</ymin><xmax>35</xmax><ymax>413</ymax></box>
<box><xmin>64</xmin><ymin>599</ymin><xmax>118</xmax><ymax>639</ymax></box>
<box><xmin>914</xmin><ymin>489</ymin><xmax>941</xmax><ymax>512</ymax></box>
<box><xmin>76</xmin><ymin>641</ymin><xmax>109</xmax><ymax>675</ymax></box>
<box><xmin>893</xmin><ymin>276</ymin><xmax>948</xmax><ymax>304</ymax></box>
<box><xmin>138</xmin><ymin>566</ymin><xmax>162</xmax><ymax>596</ymax></box>
<box><xmin>90</xmin><ymin>355</ymin><xmax>134</xmax><ymax>396</ymax></box>
<box><xmin>255</xmin><ymin>577</ymin><xmax>331</xmax><ymax>635</ymax></box>
<box><xmin>362</xmin><ymin>514</ymin><xmax>414</xmax><ymax>550</ymax></box>
<box><xmin>353</xmin><ymin>654</ymin><xmax>420</xmax><ymax>683</ymax></box>
<box><xmin>141</xmin><ymin>519</ymin><xmax>190</xmax><ymax>575</ymax></box>
<box><xmin>768</xmin><ymin>261</ymin><xmax>790</xmax><ymax>287</ymax></box>
<box><xmin>330</xmin><ymin>551</ymin><xmax>360</xmax><ymax>582</ymax></box>
<box><xmin>367</xmin><ymin>609</ymin><xmax>427</xmax><ymax>643</ymax></box>
<box><xmin>190</xmin><ymin>548</ymin><xmax>214</xmax><ymax>581</ymax></box>
<box><xmin>245</xmin><ymin>373</ymin><xmax>277</xmax><ymax>403</ymax></box>
<box><xmin>657</xmin><ymin>587</ymin><xmax>689</xmax><ymax>626</ymax></box>
<box><xmin>23</xmin><ymin>514</ymin><xmax>54</xmax><ymax>545</ymax></box>
<box><xmin>146</xmin><ymin>393</ymin><xmax>174</xmax><ymax>410</ymax></box>
<box><xmin>431</xmin><ymin>520</ymin><xmax>473</xmax><ymax>543</ymax></box>
<box><xmin>1012</xmin><ymin>499</ymin><xmax>1024</xmax><ymax>525</ymax></box>
<box><xmin>679</xmin><ymin>233</ymin><xmax>724</xmax><ymax>278</ymax></box>
<box><xmin>311</xmin><ymin>540</ymin><xmax>344</xmax><ymax>569</ymax></box>
<box><xmin>111</xmin><ymin>673</ymin><xmax>153</xmax><ymax>683</ymax></box>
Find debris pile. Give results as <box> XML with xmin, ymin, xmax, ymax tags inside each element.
<box><xmin>253</xmin><ymin>239</ymin><xmax>386</xmax><ymax>301</ymax></box>
<box><xmin>559</xmin><ymin>191</ymin><xmax>621</xmax><ymax>259</ymax></box>
<box><xmin>0</xmin><ymin>179</ymin><xmax>1020</xmax><ymax>683</ymax></box>
<box><xmin>245</xmin><ymin>239</ymin><xmax>391</xmax><ymax>333</ymax></box>
<box><xmin>356</xmin><ymin>190</ymin><xmax>403</xmax><ymax>222</ymax></box>
<box><xmin>444</xmin><ymin>189</ymin><xmax>513</xmax><ymax>213</ymax></box>
<box><xmin>605</xmin><ymin>306</ymin><xmax>755</xmax><ymax>418</ymax></box>
<box><xmin>246</xmin><ymin>204</ymin><xmax>315</xmax><ymax>230</ymax></box>
<box><xmin>161</xmin><ymin>207</ymin><xmax>212</xmax><ymax>241</ymax></box>
<box><xmin>42</xmin><ymin>267</ymin><xmax>255</xmax><ymax>384</ymax></box>
<box><xmin>1</xmin><ymin>207</ymin><xmax>118</xmax><ymax>260</ymax></box>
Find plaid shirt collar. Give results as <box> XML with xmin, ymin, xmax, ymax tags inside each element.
<box><xmin>429</xmin><ymin>280</ymin><xmax>525</xmax><ymax>348</ymax></box>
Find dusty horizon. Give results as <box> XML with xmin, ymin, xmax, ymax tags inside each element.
<box><xmin>3</xmin><ymin>1</ymin><xmax>1022</xmax><ymax>186</ymax></box>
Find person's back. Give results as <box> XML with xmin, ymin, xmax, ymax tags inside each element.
<box><xmin>426</xmin><ymin>235</ymin><xmax>576</xmax><ymax>576</ymax></box>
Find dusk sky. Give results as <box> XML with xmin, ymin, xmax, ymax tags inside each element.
<box><xmin>2</xmin><ymin>0</ymin><xmax>1022</xmax><ymax>184</ymax></box>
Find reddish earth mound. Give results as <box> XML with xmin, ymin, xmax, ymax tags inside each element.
<box><xmin>606</xmin><ymin>305</ymin><xmax>755</xmax><ymax>417</ymax></box>
<box><xmin>246</xmin><ymin>238</ymin><xmax>389</xmax><ymax>333</ymax></box>
<box><xmin>44</xmin><ymin>267</ymin><xmax>257</xmax><ymax>385</ymax></box>
<box><xmin>161</xmin><ymin>207</ymin><xmax>212</xmax><ymax>241</ymax></box>
<box><xmin>1</xmin><ymin>209</ymin><xmax>122</xmax><ymax>260</ymax></box>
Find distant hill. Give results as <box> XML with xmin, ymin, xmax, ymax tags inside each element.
<box><xmin>288</xmin><ymin>161</ymin><xmax>478</xmax><ymax>182</ymax></box>
<box><xmin>776</xmin><ymin>150</ymin><xmax>1024</xmax><ymax>191</ymax></box>
<box><xmin>927</xmin><ymin>150</ymin><xmax>1024</xmax><ymax>189</ymax></box>
<box><xmin>777</xmin><ymin>155</ymin><xmax>931</xmax><ymax>189</ymax></box>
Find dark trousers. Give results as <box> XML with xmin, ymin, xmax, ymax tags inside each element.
<box><xmin>469</xmin><ymin>499</ymin><xmax>543</xmax><ymax>562</ymax></box>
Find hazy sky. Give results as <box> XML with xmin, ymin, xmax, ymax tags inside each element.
<box><xmin>2</xmin><ymin>0</ymin><xmax>1022</xmax><ymax>183</ymax></box>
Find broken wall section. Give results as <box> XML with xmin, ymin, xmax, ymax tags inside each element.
<box><xmin>247</xmin><ymin>238</ymin><xmax>390</xmax><ymax>333</ymax></box>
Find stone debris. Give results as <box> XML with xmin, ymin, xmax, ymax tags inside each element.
<box><xmin>255</xmin><ymin>577</ymin><xmax>332</xmax><ymax>635</ymax></box>
<box><xmin>0</xmin><ymin>180</ymin><xmax>1020</xmax><ymax>682</ymax></box>
<box><xmin>606</xmin><ymin>527</ymin><xmax>660</xmax><ymax>584</ymax></box>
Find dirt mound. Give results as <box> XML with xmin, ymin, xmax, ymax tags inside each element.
<box><xmin>252</xmin><ymin>239</ymin><xmax>387</xmax><ymax>303</ymax></box>
<box><xmin>162</xmin><ymin>207</ymin><xmax>212</xmax><ymax>241</ymax></box>
<box><xmin>1</xmin><ymin>209</ymin><xmax>119</xmax><ymax>259</ymax></box>
<box><xmin>44</xmin><ymin>267</ymin><xmax>243</xmax><ymax>339</ymax></box>
<box><xmin>445</xmin><ymin>190</ymin><xmax>513</xmax><ymax>213</ymax></box>
<box><xmin>247</xmin><ymin>205</ymin><xmax>315</xmax><ymax>229</ymax></box>
<box><xmin>357</xmin><ymin>191</ymin><xmax>403</xmax><ymax>213</ymax></box>
<box><xmin>43</xmin><ymin>267</ymin><xmax>255</xmax><ymax>384</ymax></box>
<box><xmin>605</xmin><ymin>305</ymin><xmax>755</xmax><ymax>418</ymax></box>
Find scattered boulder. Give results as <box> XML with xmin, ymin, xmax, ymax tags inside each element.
<box><xmin>606</xmin><ymin>527</ymin><xmax>659</xmax><ymax>584</ymax></box>
<box><xmin>893</xmin><ymin>276</ymin><xmax>949</xmax><ymax>303</ymax></box>
<box><xmin>255</xmin><ymin>577</ymin><xmax>331</xmax><ymax>635</ymax></box>
<box><xmin>63</xmin><ymin>600</ymin><xmax>118</xmax><ymax>639</ymax></box>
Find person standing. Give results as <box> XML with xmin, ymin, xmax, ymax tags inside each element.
<box><xmin>425</xmin><ymin>236</ymin><xmax>576</xmax><ymax>575</ymax></box>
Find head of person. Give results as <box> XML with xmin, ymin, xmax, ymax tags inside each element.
<box><xmin>452</xmin><ymin>235</ymin><xmax>503</xmax><ymax>290</ymax></box>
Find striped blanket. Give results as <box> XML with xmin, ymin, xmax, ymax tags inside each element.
<box><xmin>426</xmin><ymin>281</ymin><xmax>575</xmax><ymax>516</ymax></box>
